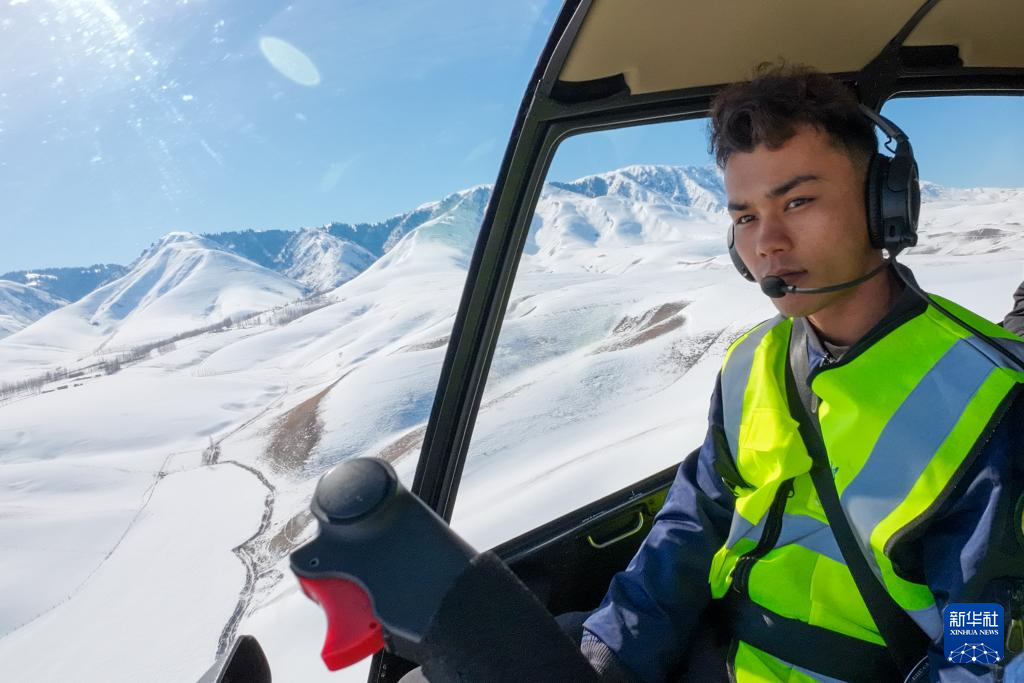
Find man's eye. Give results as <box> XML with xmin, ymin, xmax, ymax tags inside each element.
<box><xmin>735</xmin><ymin>215</ymin><xmax>755</xmax><ymax>225</ymax></box>
<box><xmin>786</xmin><ymin>197</ymin><xmax>812</xmax><ymax>209</ymax></box>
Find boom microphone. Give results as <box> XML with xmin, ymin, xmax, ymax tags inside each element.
<box><xmin>760</xmin><ymin>259</ymin><xmax>892</xmax><ymax>299</ymax></box>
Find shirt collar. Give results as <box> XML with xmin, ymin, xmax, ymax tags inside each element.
<box><xmin>796</xmin><ymin>262</ymin><xmax>926</xmax><ymax>371</ymax></box>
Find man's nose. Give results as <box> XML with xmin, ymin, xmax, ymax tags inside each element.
<box><xmin>755</xmin><ymin>212</ymin><xmax>792</xmax><ymax>258</ymax></box>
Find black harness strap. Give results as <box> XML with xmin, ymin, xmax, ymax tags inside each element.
<box><xmin>785</xmin><ymin>322</ymin><xmax>932</xmax><ymax>677</ymax></box>
<box><xmin>722</xmin><ymin>593</ymin><xmax>901</xmax><ymax>681</ymax></box>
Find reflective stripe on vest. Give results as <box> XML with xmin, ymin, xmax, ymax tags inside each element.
<box><xmin>734</xmin><ymin>642</ymin><xmax>846</xmax><ymax>683</ymax></box>
<box><xmin>710</xmin><ymin>296</ymin><xmax>1024</xmax><ymax>679</ymax></box>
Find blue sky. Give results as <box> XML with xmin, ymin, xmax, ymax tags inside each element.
<box><xmin>0</xmin><ymin>0</ymin><xmax>562</xmax><ymax>272</ymax></box>
<box><xmin>547</xmin><ymin>97</ymin><xmax>1024</xmax><ymax>187</ymax></box>
<box><xmin>2</xmin><ymin>0</ymin><xmax>1023</xmax><ymax>273</ymax></box>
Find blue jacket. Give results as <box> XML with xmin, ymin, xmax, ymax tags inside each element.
<box><xmin>582</xmin><ymin>309</ymin><xmax>1024</xmax><ymax>682</ymax></box>
<box><xmin>1004</xmin><ymin>280</ymin><xmax>1024</xmax><ymax>336</ymax></box>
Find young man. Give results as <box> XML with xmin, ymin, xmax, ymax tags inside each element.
<box><xmin>581</xmin><ymin>67</ymin><xmax>1024</xmax><ymax>682</ymax></box>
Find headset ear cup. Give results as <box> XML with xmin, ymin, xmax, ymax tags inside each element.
<box><xmin>905</xmin><ymin>157</ymin><xmax>921</xmax><ymax>249</ymax></box>
<box><xmin>727</xmin><ymin>223</ymin><xmax>755</xmax><ymax>281</ymax></box>
<box><xmin>866</xmin><ymin>153</ymin><xmax>888</xmax><ymax>250</ymax></box>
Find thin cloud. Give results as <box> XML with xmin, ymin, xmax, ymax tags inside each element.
<box><xmin>199</xmin><ymin>139</ymin><xmax>224</xmax><ymax>166</ymax></box>
<box><xmin>319</xmin><ymin>158</ymin><xmax>356</xmax><ymax>192</ymax></box>
<box><xmin>463</xmin><ymin>138</ymin><xmax>498</xmax><ymax>165</ymax></box>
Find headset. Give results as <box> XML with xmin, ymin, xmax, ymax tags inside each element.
<box><xmin>726</xmin><ymin>105</ymin><xmax>1024</xmax><ymax>372</ymax></box>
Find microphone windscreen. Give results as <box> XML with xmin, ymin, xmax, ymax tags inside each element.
<box><xmin>760</xmin><ymin>276</ymin><xmax>789</xmax><ymax>298</ymax></box>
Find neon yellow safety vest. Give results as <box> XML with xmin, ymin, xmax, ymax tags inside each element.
<box><xmin>708</xmin><ymin>295</ymin><xmax>1024</xmax><ymax>682</ymax></box>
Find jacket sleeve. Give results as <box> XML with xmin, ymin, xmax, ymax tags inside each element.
<box><xmin>581</xmin><ymin>374</ymin><xmax>736</xmax><ymax>682</ymax></box>
<box><xmin>891</xmin><ymin>391</ymin><xmax>1024</xmax><ymax>682</ymax></box>
<box><xmin>1001</xmin><ymin>280</ymin><xmax>1024</xmax><ymax>337</ymax></box>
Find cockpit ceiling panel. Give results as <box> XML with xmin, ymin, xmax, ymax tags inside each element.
<box><xmin>905</xmin><ymin>0</ymin><xmax>1024</xmax><ymax>68</ymax></box>
<box><xmin>558</xmin><ymin>0</ymin><xmax>1023</xmax><ymax>95</ymax></box>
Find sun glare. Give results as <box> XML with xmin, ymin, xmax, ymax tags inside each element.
<box><xmin>258</xmin><ymin>36</ymin><xmax>321</xmax><ymax>87</ymax></box>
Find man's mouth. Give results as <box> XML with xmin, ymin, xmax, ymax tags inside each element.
<box><xmin>765</xmin><ymin>269</ymin><xmax>808</xmax><ymax>284</ymax></box>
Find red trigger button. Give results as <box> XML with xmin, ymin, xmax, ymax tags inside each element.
<box><xmin>297</xmin><ymin>576</ymin><xmax>385</xmax><ymax>670</ymax></box>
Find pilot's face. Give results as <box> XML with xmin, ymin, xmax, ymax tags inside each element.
<box><xmin>725</xmin><ymin>124</ymin><xmax>879</xmax><ymax>319</ymax></box>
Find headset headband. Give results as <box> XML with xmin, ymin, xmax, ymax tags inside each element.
<box><xmin>858</xmin><ymin>104</ymin><xmax>908</xmax><ymax>146</ymax></box>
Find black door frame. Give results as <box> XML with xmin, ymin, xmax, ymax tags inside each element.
<box><xmin>409</xmin><ymin>0</ymin><xmax>591</xmax><ymax>520</ymax></box>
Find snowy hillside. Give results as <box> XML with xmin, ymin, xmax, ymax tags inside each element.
<box><xmin>0</xmin><ymin>264</ymin><xmax>123</xmax><ymax>338</ymax></box>
<box><xmin>279</xmin><ymin>228</ymin><xmax>378</xmax><ymax>292</ymax></box>
<box><xmin>531</xmin><ymin>166</ymin><xmax>728</xmax><ymax>270</ymax></box>
<box><xmin>0</xmin><ymin>232</ymin><xmax>307</xmax><ymax>381</ymax></box>
<box><xmin>371</xmin><ymin>185</ymin><xmax>490</xmax><ymax>270</ymax></box>
<box><xmin>0</xmin><ymin>189</ymin><xmax>494</xmax><ymax>338</ymax></box>
<box><xmin>92</xmin><ymin>232</ymin><xmax>307</xmax><ymax>348</ymax></box>
<box><xmin>0</xmin><ymin>280</ymin><xmax>67</xmax><ymax>339</ymax></box>
<box><xmin>913</xmin><ymin>183</ymin><xmax>1024</xmax><ymax>259</ymax></box>
<box><xmin>551</xmin><ymin>164</ymin><xmax>726</xmax><ymax>211</ymax></box>
<box><xmin>0</xmin><ymin>263</ymin><xmax>127</xmax><ymax>303</ymax></box>
<box><xmin>201</xmin><ymin>186</ymin><xmax>495</xmax><ymax>290</ymax></box>
<box><xmin>0</xmin><ymin>166</ymin><xmax>1022</xmax><ymax>682</ymax></box>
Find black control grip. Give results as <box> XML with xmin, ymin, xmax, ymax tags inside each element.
<box><xmin>291</xmin><ymin>458</ymin><xmax>475</xmax><ymax>659</ymax></box>
<box><xmin>291</xmin><ymin>457</ymin><xmax>599</xmax><ymax>681</ymax></box>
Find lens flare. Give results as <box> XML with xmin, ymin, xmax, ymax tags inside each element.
<box><xmin>259</xmin><ymin>36</ymin><xmax>321</xmax><ymax>87</ymax></box>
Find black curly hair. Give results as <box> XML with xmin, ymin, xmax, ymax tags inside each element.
<box><xmin>708</xmin><ymin>64</ymin><xmax>877</xmax><ymax>170</ymax></box>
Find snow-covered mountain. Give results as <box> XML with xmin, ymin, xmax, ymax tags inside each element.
<box><xmin>0</xmin><ymin>186</ymin><xmax>493</xmax><ymax>382</ymax></box>
<box><xmin>98</xmin><ymin>232</ymin><xmax>307</xmax><ymax>344</ymax></box>
<box><xmin>200</xmin><ymin>187</ymin><xmax>495</xmax><ymax>290</ymax></box>
<box><xmin>531</xmin><ymin>166</ymin><xmax>728</xmax><ymax>268</ymax></box>
<box><xmin>0</xmin><ymin>188</ymin><xmax>492</xmax><ymax>334</ymax></box>
<box><xmin>279</xmin><ymin>228</ymin><xmax>378</xmax><ymax>292</ymax></box>
<box><xmin>551</xmin><ymin>164</ymin><xmax>726</xmax><ymax>212</ymax></box>
<box><xmin>0</xmin><ymin>280</ymin><xmax>67</xmax><ymax>339</ymax></box>
<box><xmin>0</xmin><ymin>166</ymin><xmax>1022</xmax><ymax>682</ymax></box>
<box><xmin>0</xmin><ymin>232</ymin><xmax>307</xmax><ymax>378</ymax></box>
<box><xmin>370</xmin><ymin>185</ymin><xmax>491</xmax><ymax>270</ymax></box>
<box><xmin>913</xmin><ymin>182</ymin><xmax>1024</xmax><ymax>258</ymax></box>
<box><xmin>0</xmin><ymin>264</ymin><xmax>125</xmax><ymax>338</ymax></box>
<box><xmin>0</xmin><ymin>263</ymin><xmax>127</xmax><ymax>303</ymax></box>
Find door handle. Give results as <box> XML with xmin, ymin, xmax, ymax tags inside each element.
<box><xmin>587</xmin><ymin>510</ymin><xmax>645</xmax><ymax>549</ymax></box>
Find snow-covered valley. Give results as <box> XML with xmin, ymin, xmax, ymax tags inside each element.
<box><xmin>1</xmin><ymin>166</ymin><xmax>1022</xmax><ymax>682</ymax></box>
